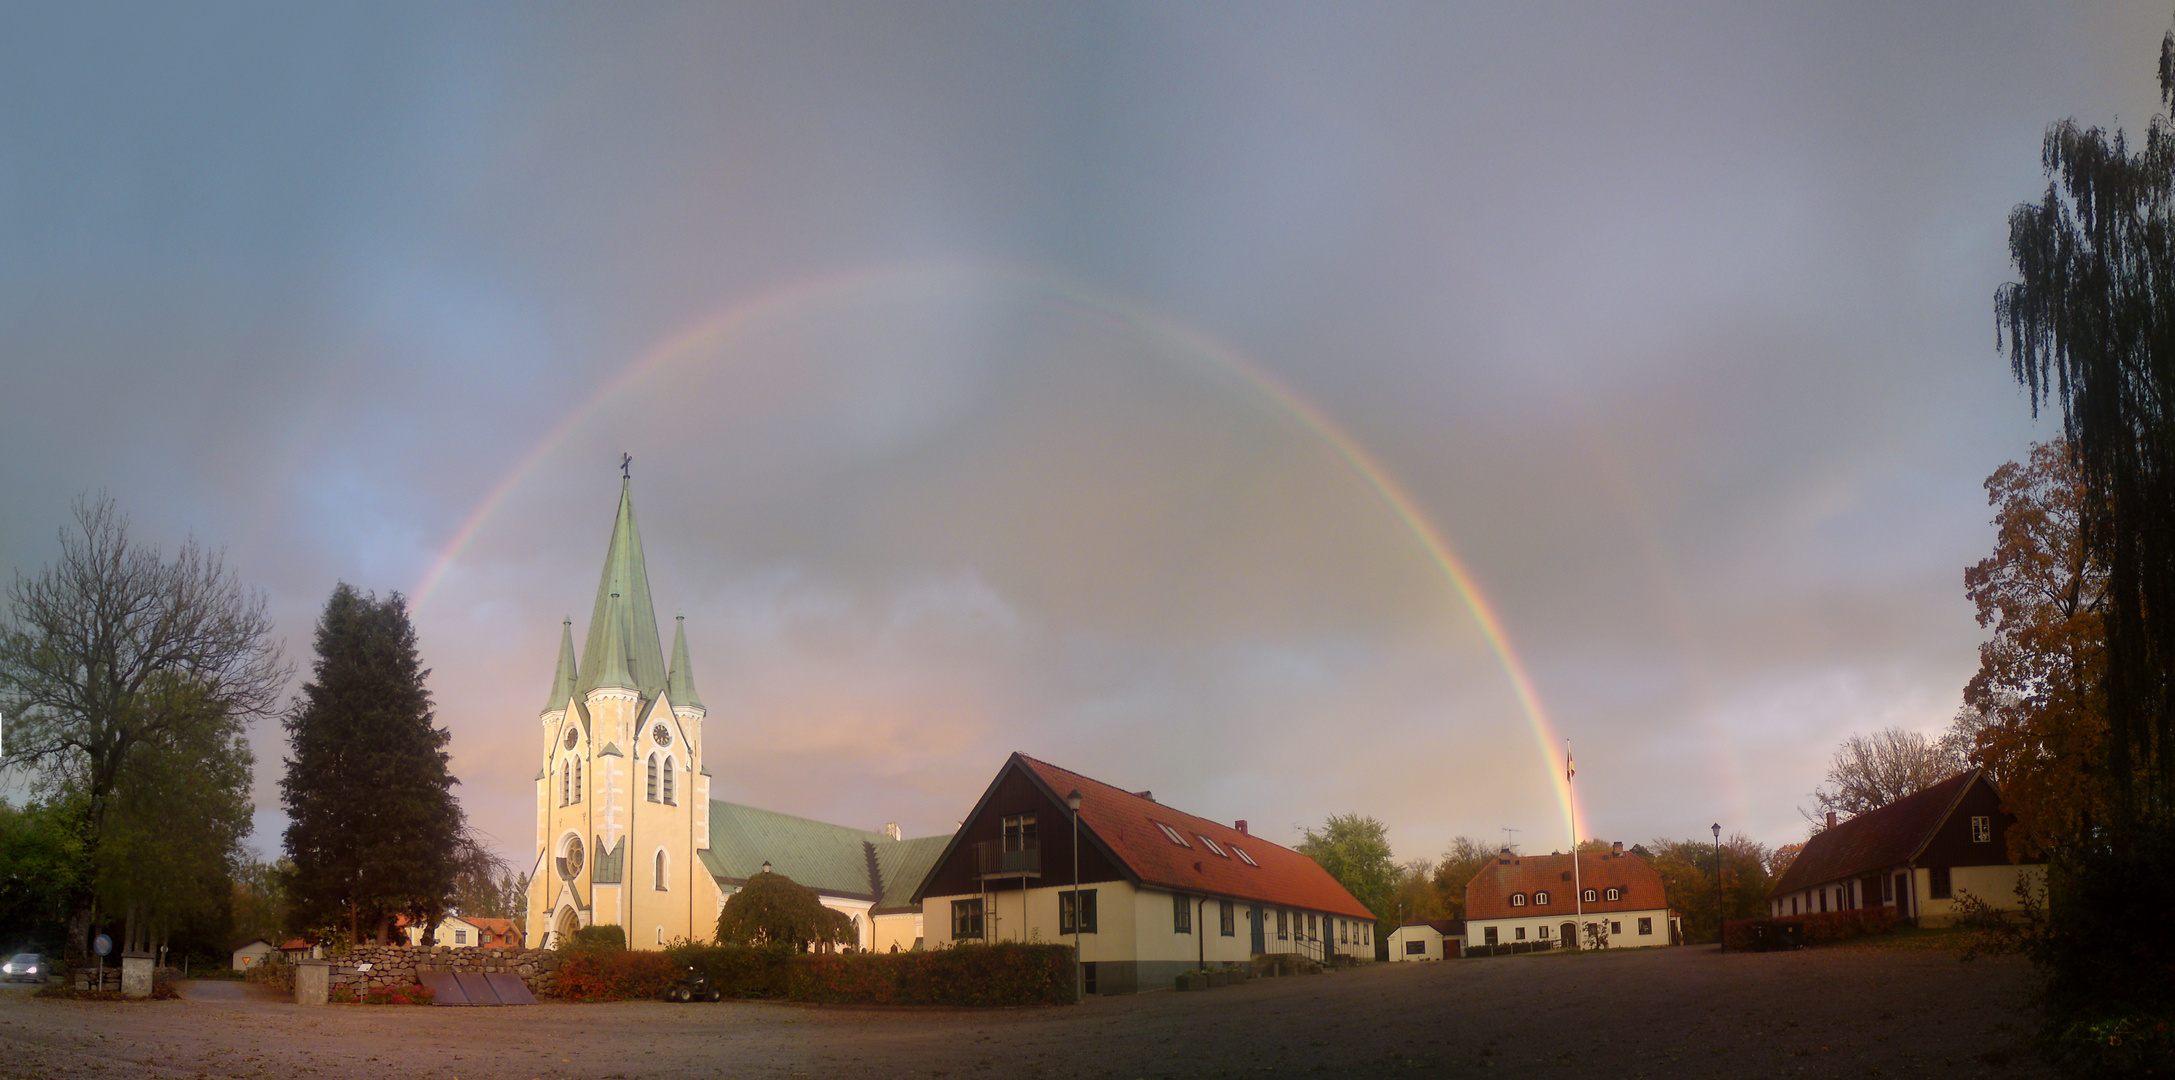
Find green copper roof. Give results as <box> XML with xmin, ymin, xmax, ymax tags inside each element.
<box><xmin>598</xmin><ymin>743</ymin><xmax>622</xmax><ymax>757</ymax></box>
<box><xmin>591</xmin><ymin>835</ymin><xmax>625</xmax><ymax>884</ymax></box>
<box><xmin>575</xmin><ymin>480</ymin><xmax>667</xmax><ymax>700</ymax></box>
<box><xmin>699</xmin><ymin>801</ymin><xmax>948</xmax><ymax>901</ymax></box>
<box><xmin>542</xmin><ymin>618</ymin><xmax>577</xmax><ymax>712</ymax></box>
<box><xmin>666</xmin><ymin>616</ymin><xmax>704</xmax><ymax>711</ymax></box>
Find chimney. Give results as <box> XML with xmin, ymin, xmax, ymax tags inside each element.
<box><xmin>1612</xmin><ymin>841</ymin><xmax>1623</xmax><ymax>857</ymax></box>
<box><xmin>1498</xmin><ymin>848</ymin><xmax>1512</xmax><ymax>864</ymax></box>
<box><xmin>1235</xmin><ymin>820</ymin><xmax>1249</xmax><ymax>835</ymax></box>
<box><xmin>1825</xmin><ymin>811</ymin><xmax>1836</xmax><ymax>830</ymax></box>
<box><xmin>884</xmin><ymin>822</ymin><xmax>902</xmax><ymax>842</ymax></box>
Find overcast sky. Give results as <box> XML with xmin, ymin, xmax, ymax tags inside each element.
<box><xmin>3</xmin><ymin>2</ymin><xmax>2164</xmax><ymax>875</ymax></box>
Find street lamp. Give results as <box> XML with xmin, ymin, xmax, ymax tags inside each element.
<box><xmin>1067</xmin><ymin>789</ymin><xmax>1084</xmax><ymax>1002</ymax></box>
<box><xmin>1710</xmin><ymin>823</ymin><xmax>1722</xmax><ymax>945</ymax></box>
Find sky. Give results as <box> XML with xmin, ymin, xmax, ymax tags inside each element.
<box><xmin>1</xmin><ymin>2</ymin><xmax>2165</xmax><ymax>877</ymax></box>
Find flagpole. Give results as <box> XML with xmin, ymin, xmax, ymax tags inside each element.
<box><xmin>1568</xmin><ymin>740</ymin><xmax>1583</xmax><ymax>947</ymax></box>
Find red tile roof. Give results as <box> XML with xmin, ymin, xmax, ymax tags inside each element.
<box><xmin>1768</xmin><ymin>770</ymin><xmax>1985</xmax><ymax>897</ymax></box>
<box><xmin>465</xmin><ymin>918</ymin><xmax>524</xmax><ymax>948</ymax></box>
<box><xmin>1014</xmin><ymin>754</ymin><xmax>1376</xmax><ymax>921</ymax></box>
<box><xmin>1464</xmin><ymin>852</ymin><xmax>1668</xmax><ymax>922</ymax></box>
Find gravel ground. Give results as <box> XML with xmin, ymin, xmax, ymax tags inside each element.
<box><xmin>0</xmin><ymin>945</ymin><xmax>2050</xmax><ymax>1079</ymax></box>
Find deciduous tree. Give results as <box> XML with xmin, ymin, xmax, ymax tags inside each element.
<box><xmin>1806</xmin><ymin>727</ymin><xmax>1963</xmax><ymax>823</ymax></box>
<box><xmin>1645</xmin><ymin>834</ymin><xmax>1771</xmax><ymax>945</ymax></box>
<box><xmin>281</xmin><ymin>584</ymin><xmax>463</xmax><ymax>946</ymax></box>
<box><xmin>0</xmin><ymin>496</ymin><xmax>284</xmax><ymax>966</ymax></box>
<box><xmin>1429</xmin><ymin>836</ymin><xmax>1506</xmax><ymax>922</ymax></box>
<box><xmin>714</xmin><ymin>869</ymin><xmax>854</xmax><ymax>951</ymax></box>
<box><xmin>1296</xmin><ymin>814</ymin><xmax>1395</xmax><ymax>921</ymax></box>
<box><xmin>1953</xmin><ymin>441</ymin><xmax>2107</xmax><ymax>861</ymax></box>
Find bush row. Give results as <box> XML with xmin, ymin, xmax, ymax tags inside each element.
<box><xmin>547</xmin><ymin>942</ymin><xmax>1076</xmax><ymax>1006</ymax></box>
<box><xmin>1722</xmin><ymin>907</ymin><xmax>1897</xmax><ymax>950</ymax></box>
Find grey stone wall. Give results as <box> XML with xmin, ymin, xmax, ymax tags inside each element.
<box><xmin>326</xmin><ymin>944</ymin><xmax>560</xmax><ymax>998</ymax></box>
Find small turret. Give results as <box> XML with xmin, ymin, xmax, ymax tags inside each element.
<box><xmin>667</xmin><ymin>615</ymin><xmax>704</xmax><ymax>712</ymax></box>
<box><xmin>542</xmin><ymin>618</ymin><xmax>577</xmax><ymax>713</ymax></box>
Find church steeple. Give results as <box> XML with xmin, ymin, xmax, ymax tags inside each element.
<box><xmin>543</xmin><ymin>617</ymin><xmax>577</xmax><ymax>712</ymax></box>
<box><xmin>575</xmin><ymin>478</ymin><xmax>667</xmax><ymax>700</ymax></box>
<box><xmin>667</xmin><ymin>614</ymin><xmax>704</xmax><ymax>711</ymax></box>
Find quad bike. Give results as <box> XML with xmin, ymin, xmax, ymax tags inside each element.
<box><xmin>664</xmin><ymin>965</ymin><xmax>721</xmax><ymax>1003</ymax></box>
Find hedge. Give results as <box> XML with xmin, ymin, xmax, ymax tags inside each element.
<box><xmin>555</xmin><ymin>949</ymin><xmax>679</xmax><ymax>1002</ymax></box>
<box><xmin>661</xmin><ymin>941</ymin><xmax>1073</xmax><ymax>1006</ymax></box>
<box><xmin>1723</xmin><ymin>907</ymin><xmax>1898</xmax><ymax>950</ymax></box>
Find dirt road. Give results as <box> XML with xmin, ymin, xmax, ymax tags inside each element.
<box><xmin>0</xmin><ymin>945</ymin><xmax>2048</xmax><ymax>1079</ymax></box>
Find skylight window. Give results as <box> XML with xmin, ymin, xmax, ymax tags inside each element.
<box><xmin>1154</xmin><ymin>821</ymin><xmax>1190</xmax><ymax>848</ymax></box>
<box><xmin>1231</xmin><ymin>846</ymin><xmax>1259</xmax><ymax>867</ymax></box>
<box><xmin>1198</xmin><ymin>835</ymin><xmax>1227</xmax><ymax>857</ymax></box>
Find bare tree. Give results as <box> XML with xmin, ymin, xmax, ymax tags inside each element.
<box><xmin>1806</xmin><ymin>727</ymin><xmax>1964</xmax><ymax>824</ymax></box>
<box><xmin>0</xmin><ymin>496</ymin><xmax>287</xmax><ymax>965</ymax></box>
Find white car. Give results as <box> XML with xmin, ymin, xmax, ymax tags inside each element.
<box><xmin>2</xmin><ymin>953</ymin><xmax>44</xmax><ymax>983</ymax></box>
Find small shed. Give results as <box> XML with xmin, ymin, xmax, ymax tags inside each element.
<box><xmin>230</xmin><ymin>938</ymin><xmax>275</xmax><ymax>970</ymax></box>
<box><xmin>1388</xmin><ymin>919</ymin><xmax>1465</xmax><ymax>961</ymax></box>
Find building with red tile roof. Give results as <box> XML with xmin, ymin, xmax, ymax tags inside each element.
<box><xmin>1766</xmin><ymin>769</ymin><xmax>2042</xmax><ymax>927</ymax></box>
<box><xmin>913</xmin><ymin>753</ymin><xmax>1377</xmax><ymax>994</ymax></box>
<box><xmin>1464</xmin><ymin>846</ymin><xmax>1674</xmax><ymax>954</ymax></box>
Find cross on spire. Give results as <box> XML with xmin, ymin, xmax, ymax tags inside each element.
<box><xmin>621</xmin><ymin>452</ymin><xmax>632</xmax><ymax>480</ymax></box>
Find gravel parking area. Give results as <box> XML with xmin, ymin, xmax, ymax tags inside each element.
<box><xmin>0</xmin><ymin>945</ymin><xmax>2048</xmax><ymax>1079</ymax></box>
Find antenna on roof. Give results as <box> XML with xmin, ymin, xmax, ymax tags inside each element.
<box><xmin>1501</xmin><ymin>827</ymin><xmax>1520</xmax><ymax>851</ymax></box>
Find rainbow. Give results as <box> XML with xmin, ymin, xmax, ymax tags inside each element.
<box><xmin>410</xmin><ymin>261</ymin><xmax>1587</xmax><ymax>842</ymax></box>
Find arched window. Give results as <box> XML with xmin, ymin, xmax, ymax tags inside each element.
<box><xmin>1510</xmin><ymin>893</ymin><xmax>1526</xmax><ymax>907</ymax></box>
<box><xmin>655</xmin><ymin>849</ymin><xmax>669</xmax><ymax>891</ymax></box>
<box><xmin>663</xmin><ymin>757</ymin><xmax>676</xmax><ymax>805</ymax></box>
<box><xmin>646</xmin><ymin>754</ymin><xmax>659</xmax><ymax>802</ymax></box>
<box><xmin>1582</xmin><ymin>888</ymin><xmax>1598</xmax><ymax>903</ymax></box>
<box><xmin>560</xmin><ymin>760</ymin><xmax>569</xmax><ymax>806</ymax></box>
<box><xmin>1534</xmin><ymin>891</ymin><xmax>1549</xmax><ymax>906</ymax></box>
<box><xmin>1605</xmin><ymin>887</ymin><xmax>1622</xmax><ymax>901</ymax></box>
<box><xmin>573</xmin><ymin>756</ymin><xmax>583</xmax><ymax>803</ymax></box>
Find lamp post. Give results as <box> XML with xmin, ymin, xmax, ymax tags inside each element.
<box><xmin>1710</xmin><ymin>823</ymin><xmax>1722</xmax><ymax>945</ymax></box>
<box><xmin>1067</xmin><ymin>789</ymin><xmax>1083</xmax><ymax>1002</ymax></box>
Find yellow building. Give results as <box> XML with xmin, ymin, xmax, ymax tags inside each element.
<box><xmin>527</xmin><ymin>478</ymin><xmax>945</xmax><ymax>950</ymax></box>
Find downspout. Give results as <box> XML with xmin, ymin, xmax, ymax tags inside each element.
<box><xmin>1197</xmin><ymin>896</ymin><xmax>1208</xmax><ymax>970</ymax></box>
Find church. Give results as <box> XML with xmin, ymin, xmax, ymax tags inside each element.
<box><xmin>526</xmin><ymin>477</ymin><xmax>949</xmax><ymax>951</ymax></box>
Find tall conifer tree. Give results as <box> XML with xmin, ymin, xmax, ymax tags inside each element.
<box><xmin>280</xmin><ymin>584</ymin><xmax>463</xmax><ymax>945</ymax></box>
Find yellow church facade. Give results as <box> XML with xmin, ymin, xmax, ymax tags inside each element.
<box><xmin>527</xmin><ymin>478</ymin><xmax>945</xmax><ymax>950</ymax></box>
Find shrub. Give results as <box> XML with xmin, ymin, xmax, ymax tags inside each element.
<box><xmin>554</xmin><ymin>949</ymin><xmax>678</xmax><ymax>1001</ymax></box>
<box><xmin>651</xmin><ymin>941</ymin><xmax>1073</xmax><ymax>1006</ymax></box>
<box><xmin>667</xmin><ymin>942</ymin><xmax>797</xmax><ymax>998</ymax></box>
<box><xmin>2043</xmin><ymin>1011</ymin><xmax>2175</xmax><ymax>1078</ymax></box>
<box><xmin>564</xmin><ymin>924</ymin><xmax>627</xmax><ymax>952</ymax></box>
<box><xmin>1723</xmin><ymin>908</ymin><xmax>1897</xmax><ymax>950</ymax></box>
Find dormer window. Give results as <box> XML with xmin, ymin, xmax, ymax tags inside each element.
<box><xmin>1509</xmin><ymin>893</ymin><xmax>1526</xmax><ymax>907</ymax></box>
<box><xmin>1232</xmin><ymin>846</ymin><xmax>1259</xmax><ymax>867</ymax></box>
<box><xmin>1199</xmin><ymin>836</ymin><xmax>1227</xmax><ymax>857</ymax></box>
<box><xmin>1154</xmin><ymin>821</ymin><xmax>1190</xmax><ymax>848</ymax></box>
<box><xmin>1534</xmin><ymin>891</ymin><xmax>1550</xmax><ymax>906</ymax></box>
<box><xmin>1582</xmin><ymin>888</ymin><xmax>1598</xmax><ymax>903</ymax></box>
<box><xmin>1605</xmin><ymin>887</ymin><xmax>1622</xmax><ymax>901</ymax></box>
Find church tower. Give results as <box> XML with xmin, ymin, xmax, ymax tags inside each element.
<box><xmin>530</xmin><ymin>477</ymin><xmax>716</xmax><ymax>947</ymax></box>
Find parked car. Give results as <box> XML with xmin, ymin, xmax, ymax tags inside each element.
<box><xmin>3</xmin><ymin>953</ymin><xmax>45</xmax><ymax>983</ymax></box>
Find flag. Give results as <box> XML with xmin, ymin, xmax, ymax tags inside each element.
<box><xmin>1566</xmin><ymin>750</ymin><xmax>1575</xmax><ymax>782</ymax></box>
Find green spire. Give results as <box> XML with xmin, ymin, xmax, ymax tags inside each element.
<box><xmin>575</xmin><ymin>478</ymin><xmax>667</xmax><ymax>699</ymax></box>
<box><xmin>542</xmin><ymin>617</ymin><xmax>577</xmax><ymax>711</ymax></box>
<box><xmin>667</xmin><ymin>614</ymin><xmax>704</xmax><ymax>711</ymax></box>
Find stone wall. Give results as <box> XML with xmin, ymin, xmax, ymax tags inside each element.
<box><xmin>326</xmin><ymin>944</ymin><xmax>561</xmax><ymax>998</ymax></box>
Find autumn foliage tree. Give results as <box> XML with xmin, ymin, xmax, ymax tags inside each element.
<box><xmin>1954</xmin><ymin>441</ymin><xmax>2107</xmax><ymax>861</ymax></box>
<box><xmin>714</xmin><ymin>869</ymin><xmax>854</xmax><ymax>951</ymax></box>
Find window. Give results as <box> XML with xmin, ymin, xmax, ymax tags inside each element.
<box><xmin>1174</xmin><ymin>893</ymin><xmax>1192</xmax><ymax>934</ymax></box>
<box><xmin>646</xmin><ymin>754</ymin><xmax>659</xmax><ymax>802</ymax></box>
<box><xmin>573</xmin><ymin>756</ymin><xmax>582</xmax><ymax>802</ymax></box>
<box><xmin>1306</xmin><ymin>913</ymin><xmax>1317</xmax><ymax>940</ymax></box>
<box><xmin>1154</xmin><ymin>821</ymin><xmax>1190</xmax><ymax>848</ymax></box>
<box><xmin>1484</xmin><ymin>927</ymin><xmax>1498</xmax><ymax>946</ymax></box>
<box><xmin>1232</xmin><ymin>845</ymin><xmax>1258</xmax><ymax>867</ymax></box>
<box><xmin>1339</xmin><ymin>919</ymin><xmax>1348</xmax><ymax>944</ymax></box>
<box><xmin>1582</xmin><ymin>888</ymin><xmax>1597</xmax><ymax>903</ymax></box>
<box><xmin>560</xmin><ymin>760</ymin><xmax>570</xmax><ymax>806</ymax></box>
<box><xmin>1534</xmin><ymin>891</ymin><xmax>1549</xmax><ymax>906</ymax></box>
<box><xmin>1790</xmin><ymin>896</ymin><xmax>1798</xmax><ymax>915</ymax></box>
<box><xmin>1610</xmin><ymin>921</ymin><xmax>1621</xmax><ymax>935</ymax></box>
<box><xmin>1059</xmin><ymin>889</ymin><xmax>1098</xmax><ymax>934</ymax></box>
<box><xmin>1971</xmin><ymin>815</ymin><xmax>1991</xmax><ymax>843</ymax></box>
<box><xmin>1637</xmin><ymin>917</ymin><xmax>1652</xmax><ymax>936</ymax></box>
<box><xmin>1405</xmin><ymin>939</ymin><xmax>1427</xmax><ymax>955</ymax></box>
<box><xmin>454</xmin><ymin>929</ymin><xmax>467</xmax><ymax>945</ymax></box>
<box><xmin>1605</xmin><ymin>887</ymin><xmax>1621</xmax><ymax>901</ymax></box>
<box><xmin>662</xmin><ymin>756</ymin><xmax>675</xmax><ymax>805</ymax></box>
<box><xmin>655</xmin><ymin>850</ymin><xmax>668</xmax><ymax>891</ymax></box>
<box><xmin>1509</xmin><ymin>893</ymin><xmax>1526</xmax><ymax>907</ymax></box>
<box><xmin>1003</xmin><ymin>814</ymin><xmax>1038</xmax><ymax>852</ymax></box>
<box><xmin>1514</xmin><ymin>927</ymin><xmax>1527</xmax><ymax>941</ymax></box>
<box><xmin>951</xmin><ymin>898</ymin><xmax>984</xmax><ymax>939</ymax></box>
<box><xmin>1276</xmin><ymin>910</ymin><xmax>1288</xmax><ymax>939</ymax></box>
<box><xmin>1220</xmin><ymin>900</ymin><xmax>1235</xmax><ymax>937</ymax></box>
<box><xmin>1929</xmin><ymin>866</ymin><xmax>1952</xmax><ymax>899</ymax></box>
<box><xmin>1882</xmin><ymin>874</ymin><xmax>1893</xmax><ymax>902</ymax></box>
<box><xmin>1199</xmin><ymin>835</ymin><xmax>1227</xmax><ymax>857</ymax></box>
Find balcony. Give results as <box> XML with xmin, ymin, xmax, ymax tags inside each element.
<box><xmin>974</xmin><ymin>839</ymin><xmax>1041</xmax><ymax>879</ymax></box>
